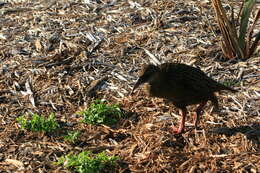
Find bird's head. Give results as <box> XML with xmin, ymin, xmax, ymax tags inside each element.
<box><xmin>131</xmin><ymin>64</ymin><xmax>159</xmax><ymax>94</ymax></box>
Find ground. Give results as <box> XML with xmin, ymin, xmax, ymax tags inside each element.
<box><xmin>0</xmin><ymin>0</ymin><xmax>259</xmax><ymax>172</ymax></box>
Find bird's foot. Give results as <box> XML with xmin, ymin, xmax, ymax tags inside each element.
<box><xmin>170</xmin><ymin>125</ymin><xmax>184</xmax><ymax>134</ymax></box>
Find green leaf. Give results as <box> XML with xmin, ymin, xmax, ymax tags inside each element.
<box><xmin>16</xmin><ymin>113</ymin><xmax>59</xmax><ymax>133</ymax></box>
<box><xmin>55</xmin><ymin>151</ymin><xmax>119</xmax><ymax>173</ymax></box>
<box><xmin>238</xmin><ymin>0</ymin><xmax>256</xmax><ymax>51</ymax></box>
<box><xmin>79</xmin><ymin>100</ymin><xmax>124</xmax><ymax>126</ymax></box>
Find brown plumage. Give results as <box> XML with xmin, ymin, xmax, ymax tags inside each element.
<box><xmin>131</xmin><ymin>63</ymin><xmax>237</xmax><ymax>134</ymax></box>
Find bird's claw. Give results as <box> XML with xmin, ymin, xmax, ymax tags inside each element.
<box><xmin>170</xmin><ymin>125</ymin><xmax>184</xmax><ymax>134</ymax></box>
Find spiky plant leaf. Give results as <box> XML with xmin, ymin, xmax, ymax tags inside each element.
<box><xmin>238</xmin><ymin>0</ymin><xmax>256</xmax><ymax>52</ymax></box>
<box><xmin>246</xmin><ymin>8</ymin><xmax>260</xmax><ymax>58</ymax></box>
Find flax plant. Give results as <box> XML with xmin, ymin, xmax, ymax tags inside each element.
<box><xmin>212</xmin><ymin>0</ymin><xmax>259</xmax><ymax>59</ymax></box>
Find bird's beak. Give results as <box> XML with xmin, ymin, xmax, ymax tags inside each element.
<box><xmin>130</xmin><ymin>78</ymin><xmax>143</xmax><ymax>95</ymax></box>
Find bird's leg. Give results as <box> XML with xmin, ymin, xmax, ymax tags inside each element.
<box><xmin>171</xmin><ymin>108</ymin><xmax>187</xmax><ymax>134</ymax></box>
<box><xmin>193</xmin><ymin>102</ymin><xmax>207</xmax><ymax>129</ymax></box>
<box><xmin>210</xmin><ymin>94</ymin><xmax>219</xmax><ymax>112</ymax></box>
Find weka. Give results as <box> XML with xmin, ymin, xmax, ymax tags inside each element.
<box><xmin>131</xmin><ymin>63</ymin><xmax>237</xmax><ymax>134</ymax></box>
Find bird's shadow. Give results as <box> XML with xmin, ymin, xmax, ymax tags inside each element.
<box><xmin>208</xmin><ymin>123</ymin><xmax>260</xmax><ymax>144</ymax></box>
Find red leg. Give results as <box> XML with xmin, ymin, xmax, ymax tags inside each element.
<box><xmin>171</xmin><ymin>108</ymin><xmax>187</xmax><ymax>134</ymax></box>
<box><xmin>193</xmin><ymin>102</ymin><xmax>207</xmax><ymax>129</ymax></box>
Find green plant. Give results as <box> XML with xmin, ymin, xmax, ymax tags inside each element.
<box><xmin>212</xmin><ymin>0</ymin><xmax>259</xmax><ymax>59</ymax></box>
<box><xmin>222</xmin><ymin>79</ymin><xmax>240</xmax><ymax>88</ymax></box>
<box><xmin>55</xmin><ymin>151</ymin><xmax>119</xmax><ymax>173</ymax></box>
<box><xmin>16</xmin><ymin>113</ymin><xmax>59</xmax><ymax>133</ymax></box>
<box><xmin>64</xmin><ymin>131</ymin><xmax>81</xmax><ymax>143</ymax></box>
<box><xmin>79</xmin><ymin>100</ymin><xmax>124</xmax><ymax>126</ymax></box>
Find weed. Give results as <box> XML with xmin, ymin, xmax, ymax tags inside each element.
<box><xmin>16</xmin><ymin>113</ymin><xmax>59</xmax><ymax>133</ymax></box>
<box><xmin>56</xmin><ymin>151</ymin><xmax>119</xmax><ymax>173</ymax></box>
<box><xmin>79</xmin><ymin>100</ymin><xmax>124</xmax><ymax>126</ymax></box>
<box><xmin>222</xmin><ymin>79</ymin><xmax>240</xmax><ymax>88</ymax></box>
<box><xmin>64</xmin><ymin>131</ymin><xmax>81</xmax><ymax>143</ymax></box>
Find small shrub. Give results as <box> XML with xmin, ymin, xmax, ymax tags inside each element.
<box><xmin>16</xmin><ymin>113</ymin><xmax>59</xmax><ymax>133</ymax></box>
<box><xmin>79</xmin><ymin>100</ymin><xmax>124</xmax><ymax>126</ymax></box>
<box><xmin>64</xmin><ymin>131</ymin><xmax>81</xmax><ymax>143</ymax></box>
<box><xmin>55</xmin><ymin>151</ymin><xmax>119</xmax><ymax>173</ymax></box>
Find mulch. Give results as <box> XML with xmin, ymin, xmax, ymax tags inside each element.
<box><xmin>0</xmin><ymin>0</ymin><xmax>259</xmax><ymax>172</ymax></box>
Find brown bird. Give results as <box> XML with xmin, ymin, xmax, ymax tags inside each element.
<box><xmin>131</xmin><ymin>63</ymin><xmax>237</xmax><ymax>134</ymax></box>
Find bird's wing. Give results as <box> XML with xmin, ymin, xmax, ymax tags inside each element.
<box><xmin>166</xmin><ymin>64</ymin><xmax>215</xmax><ymax>95</ymax></box>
